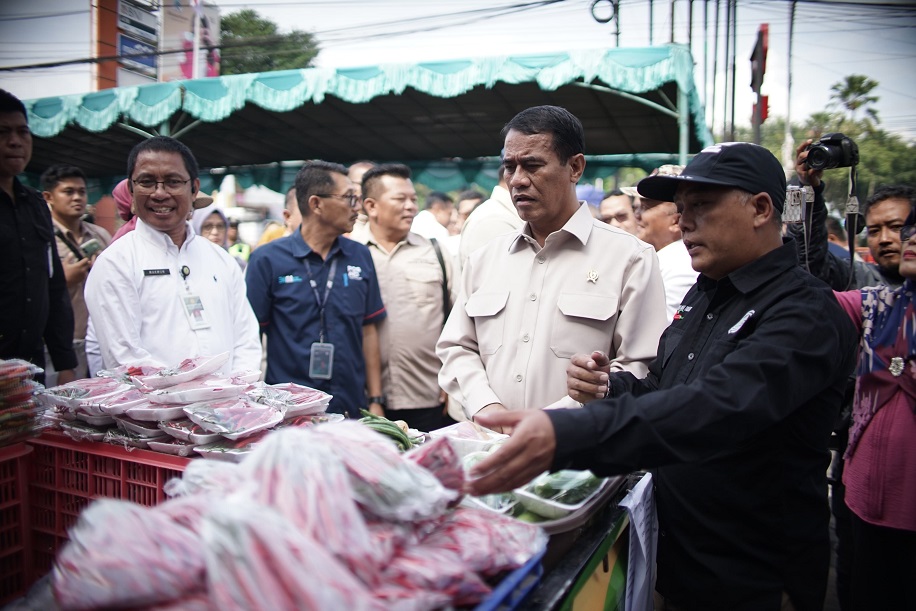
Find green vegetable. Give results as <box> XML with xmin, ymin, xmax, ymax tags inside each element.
<box><xmin>530</xmin><ymin>470</ymin><xmax>602</xmax><ymax>505</ymax></box>
<box><xmin>358</xmin><ymin>409</ymin><xmax>417</xmax><ymax>451</ymax></box>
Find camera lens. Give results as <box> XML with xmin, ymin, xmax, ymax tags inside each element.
<box><xmin>806</xmin><ymin>144</ymin><xmax>835</xmax><ymax>171</ymax></box>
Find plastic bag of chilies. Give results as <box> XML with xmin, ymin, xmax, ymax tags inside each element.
<box><xmin>239</xmin><ymin>427</ymin><xmax>386</xmax><ymax>585</ymax></box>
<box><xmin>52</xmin><ymin>499</ymin><xmax>206</xmax><ymax>610</ymax></box>
<box><xmin>202</xmin><ymin>498</ymin><xmax>382</xmax><ymax>611</ymax></box>
<box><xmin>314</xmin><ymin>421</ymin><xmax>458</xmax><ymax>522</ymax></box>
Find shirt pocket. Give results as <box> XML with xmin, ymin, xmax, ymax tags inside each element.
<box><xmin>550</xmin><ymin>292</ymin><xmax>618</xmax><ymax>358</ymax></box>
<box><xmin>404</xmin><ymin>264</ymin><xmax>440</xmax><ymax>308</ymax></box>
<box><xmin>465</xmin><ymin>289</ymin><xmax>509</xmax><ymax>356</ymax></box>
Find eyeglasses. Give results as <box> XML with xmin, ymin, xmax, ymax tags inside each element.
<box><xmin>132</xmin><ymin>178</ymin><xmax>192</xmax><ymax>193</ymax></box>
<box><xmin>201</xmin><ymin>223</ymin><xmax>227</xmax><ymax>234</ymax></box>
<box><xmin>316</xmin><ymin>193</ymin><xmax>360</xmax><ymax>207</ymax></box>
<box><xmin>901</xmin><ymin>225</ymin><xmax>916</xmax><ymax>242</ymax></box>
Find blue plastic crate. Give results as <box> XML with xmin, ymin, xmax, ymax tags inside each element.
<box><xmin>475</xmin><ymin>547</ymin><xmax>546</xmax><ymax>611</ymax></box>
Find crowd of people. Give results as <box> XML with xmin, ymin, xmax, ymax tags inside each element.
<box><xmin>2</xmin><ymin>84</ymin><xmax>913</xmax><ymax>611</ymax></box>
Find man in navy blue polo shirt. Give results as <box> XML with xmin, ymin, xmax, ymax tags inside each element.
<box><xmin>246</xmin><ymin>161</ymin><xmax>386</xmax><ymax>418</ymax></box>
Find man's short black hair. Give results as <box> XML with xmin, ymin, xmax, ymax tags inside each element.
<box><xmin>40</xmin><ymin>164</ymin><xmax>87</xmax><ymax>192</ymax></box>
<box><xmin>825</xmin><ymin>215</ymin><xmax>847</xmax><ymax>241</ymax></box>
<box><xmin>864</xmin><ymin>185</ymin><xmax>916</xmax><ymax>218</ymax></box>
<box><xmin>360</xmin><ymin>163</ymin><xmax>411</xmax><ymax>201</ymax></box>
<box><xmin>294</xmin><ymin>160</ymin><xmax>349</xmax><ymax>217</ymax></box>
<box><xmin>456</xmin><ymin>189</ymin><xmax>485</xmax><ymax>204</ymax></box>
<box><xmin>500</xmin><ymin>105</ymin><xmax>585</xmax><ymax>164</ymax></box>
<box><xmin>604</xmin><ymin>188</ymin><xmax>633</xmax><ymax>202</ymax></box>
<box><xmin>126</xmin><ymin>136</ymin><xmax>199</xmax><ymax>187</ymax></box>
<box><xmin>0</xmin><ymin>89</ymin><xmax>27</xmax><ymax>119</ymax></box>
<box><xmin>425</xmin><ymin>190</ymin><xmax>453</xmax><ymax>210</ymax></box>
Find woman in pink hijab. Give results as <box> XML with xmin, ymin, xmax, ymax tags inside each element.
<box><xmin>109</xmin><ymin>179</ymin><xmax>135</xmax><ymax>243</ymax></box>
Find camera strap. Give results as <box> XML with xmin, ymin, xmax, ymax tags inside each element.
<box><xmin>844</xmin><ymin>166</ymin><xmax>860</xmax><ymax>290</ymax></box>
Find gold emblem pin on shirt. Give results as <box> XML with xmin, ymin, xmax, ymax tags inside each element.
<box><xmin>587</xmin><ymin>270</ymin><xmax>599</xmax><ymax>283</ymax></box>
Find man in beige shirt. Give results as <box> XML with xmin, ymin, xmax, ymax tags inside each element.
<box><xmin>437</xmin><ymin>105</ymin><xmax>668</xmax><ymax>425</ymax></box>
<box><xmin>41</xmin><ymin>164</ymin><xmax>111</xmax><ymax>380</ymax></box>
<box><xmin>355</xmin><ymin>164</ymin><xmax>456</xmax><ymax>431</ymax></box>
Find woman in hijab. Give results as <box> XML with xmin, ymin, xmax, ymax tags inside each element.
<box><xmin>192</xmin><ymin>203</ymin><xmax>246</xmax><ymax>270</ymax></box>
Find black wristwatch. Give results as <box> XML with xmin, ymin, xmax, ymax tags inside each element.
<box><xmin>367</xmin><ymin>395</ymin><xmax>388</xmax><ymax>408</ymax></box>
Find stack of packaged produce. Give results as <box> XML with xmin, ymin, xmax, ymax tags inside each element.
<box><xmin>51</xmin><ymin>425</ymin><xmax>547</xmax><ymax>609</ymax></box>
<box><xmin>0</xmin><ymin>358</ymin><xmax>48</xmax><ymax>447</ymax></box>
<box><xmin>36</xmin><ymin>353</ymin><xmax>334</xmax><ymax>461</ymax></box>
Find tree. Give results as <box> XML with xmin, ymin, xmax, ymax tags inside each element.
<box><xmin>829</xmin><ymin>74</ymin><xmax>880</xmax><ymax>127</ymax></box>
<box><xmin>219</xmin><ymin>9</ymin><xmax>320</xmax><ymax>75</ymax></box>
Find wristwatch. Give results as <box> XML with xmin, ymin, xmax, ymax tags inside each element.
<box><xmin>367</xmin><ymin>395</ymin><xmax>388</xmax><ymax>408</ymax></box>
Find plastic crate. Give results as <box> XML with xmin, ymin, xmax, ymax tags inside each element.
<box><xmin>475</xmin><ymin>548</ymin><xmax>546</xmax><ymax>611</ymax></box>
<box><xmin>0</xmin><ymin>443</ymin><xmax>33</xmax><ymax>605</ymax></box>
<box><xmin>27</xmin><ymin>432</ymin><xmax>190</xmax><ymax>578</ymax></box>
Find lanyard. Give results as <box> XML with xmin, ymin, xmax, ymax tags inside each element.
<box><xmin>302</xmin><ymin>256</ymin><xmax>338</xmax><ymax>343</ymax></box>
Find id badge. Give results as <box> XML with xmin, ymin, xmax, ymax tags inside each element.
<box><xmin>182</xmin><ymin>295</ymin><xmax>211</xmax><ymax>330</ymax></box>
<box><xmin>309</xmin><ymin>342</ymin><xmax>334</xmax><ymax>380</ymax></box>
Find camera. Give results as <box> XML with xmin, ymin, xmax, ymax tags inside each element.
<box><xmin>805</xmin><ymin>133</ymin><xmax>859</xmax><ymax>170</ymax></box>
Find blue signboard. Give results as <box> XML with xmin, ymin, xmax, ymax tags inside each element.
<box><xmin>118</xmin><ymin>33</ymin><xmax>157</xmax><ymax>78</ymax></box>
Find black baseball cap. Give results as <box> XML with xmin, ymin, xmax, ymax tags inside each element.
<box><xmin>637</xmin><ymin>142</ymin><xmax>787</xmax><ymax>212</ymax></box>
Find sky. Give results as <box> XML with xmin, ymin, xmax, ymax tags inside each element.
<box><xmin>1</xmin><ymin>0</ymin><xmax>914</xmax><ymax>142</ymax></box>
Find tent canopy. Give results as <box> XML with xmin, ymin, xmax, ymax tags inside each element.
<box><xmin>24</xmin><ymin>44</ymin><xmax>711</xmax><ymax>189</ymax></box>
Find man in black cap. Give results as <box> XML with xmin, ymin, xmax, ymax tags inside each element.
<box><xmin>468</xmin><ymin>142</ymin><xmax>860</xmax><ymax>611</ymax></box>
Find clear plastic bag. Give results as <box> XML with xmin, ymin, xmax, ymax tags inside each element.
<box><xmin>423</xmin><ymin>507</ymin><xmax>549</xmax><ymax>577</ymax></box>
<box><xmin>52</xmin><ymin>499</ymin><xmax>206</xmax><ymax>610</ymax></box>
<box><xmin>314</xmin><ymin>421</ymin><xmax>457</xmax><ymax>522</ymax></box>
<box><xmin>239</xmin><ymin>427</ymin><xmax>386</xmax><ymax>585</ymax></box>
<box><xmin>202</xmin><ymin>499</ymin><xmax>382</xmax><ymax>611</ymax></box>
<box><xmin>164</xmin><ymin>458</ymin><xmax>243</xmax><ymax>498</ymax></box>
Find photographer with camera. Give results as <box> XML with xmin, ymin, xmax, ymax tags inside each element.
<box><xmin>792</xmin><ymin>137</ymin><xmax>916</xmax><ymax>611</ymax></box>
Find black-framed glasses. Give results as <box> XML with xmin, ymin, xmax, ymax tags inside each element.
<box><xmin>132</xmin><ymin>178</ymin><xmax>191</xmax><ymax>193</ymax></box>
<box><xmin>901</xmin><ymin>225</ymin><xmax>916</xmax><ymax>242</ymax></box>
<box><xmin>316</xmin><ymin>193</ymin><xmax>360</xmax><ymax>207</ymax></box>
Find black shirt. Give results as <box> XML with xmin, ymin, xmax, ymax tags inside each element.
<box><xmin>548</xmin><ymin>239</ymin><xmax>858</xmax><ymax>611</ymax></box>
<box><xmin>0</xmin><ymin>178</ymin><xmax>76</xmax><ymax>373</ymax></box>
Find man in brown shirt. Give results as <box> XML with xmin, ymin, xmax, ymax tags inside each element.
<box><xmin>41</xmin><ymin>164</ymin><xmax>111</xmax><ymax>380</ymax></box>
<box><xmin>355</xmin><ymin>163</ymin><xmax>456</xmax><ymax>432</ymax></box>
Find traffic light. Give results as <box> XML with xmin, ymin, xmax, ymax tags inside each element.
<box><xmin>750</xmin><ymin>24</ymin><xmax>768</xmax><ymax>94</ymax></box>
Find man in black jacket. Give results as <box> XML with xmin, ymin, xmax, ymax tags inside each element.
<box><xmin>0</xmin><ymin>89</ymin><xmax>76</xmax><ymax>384</ymax></box>
<box><xmin>469</xmin><ymin>142</ymin><xmax>859</xmax><ymax>611</ymax></box>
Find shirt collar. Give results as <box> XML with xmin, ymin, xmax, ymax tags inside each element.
<box><xmin>288</xmin><ymin>227</ymin><xmax>351</xmax><ymax>260</ymax></box>
<box><xmin>51</xmin><ymin>217</ymin><xmax>81</xmax><ymax>240</ymax></box>
<box><xmin>697</xmin><ymin>238</ymin><xmax>798</xmax><ymax>294</ymax></box>
<box><xmin>508</xmin><ymin>201</ymin><xmax>593</xmax><ymax>253</ymax></box>
<box><xmin>135</xmin><ymin>217</ymin><xmax>194</xmax><ymax>251</ymax></box>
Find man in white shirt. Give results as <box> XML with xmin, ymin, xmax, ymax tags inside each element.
<box><xmin>437</xmin><ymin>106</ymin><xmax>668</xmax><ymax>426</ymax></box>
<box><xmin>629</xmin><ymin>165</ymin><xmax>698</xmax><ymax>320</ymax></box>
<box><xmin>458</xmin><ymin>164</ymin><xmax>523</xmax><ymax>268</ymax></box>
<box><xmin>85</xmin><ymin>136</ymin><xmax>261</xmax><ymax>374</ymax></box>
<box><xmin>410</xmin><ymin>191</ymin><xmax>453</xmax><ymax>242</ymax></box>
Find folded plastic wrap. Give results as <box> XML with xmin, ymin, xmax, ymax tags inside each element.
<box><xmin>184</xmin><ymin>397</ymin><xmax>284</xmax><ymax>440</ymax></box>
<box><xmin>52</xmin><ymin>499</ymin><xmax>206</xmax><ymax>610</ymax></box>
<box><xmin>133</xmin><ymin>353</ymin><xmax>229</xmax><ymax>390</ymax></box>
<box><xmin>246</xmin><ymin>382</ymin><xmax>332</xmax><ymax>417</ymax></box>
<box><xmin>202</xmin><ymin>499</ymin><xmax>382</xmax><ymax>611</ymax></box>
<box><xmin>146</xmin><ymin>376</ymin><xmax>249</xmax><ymax>405</ymax></box>
<box><xmin>314</xmin><ymin>422</ymin><xmax>458</xmax><ymax>522</ymax></box>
